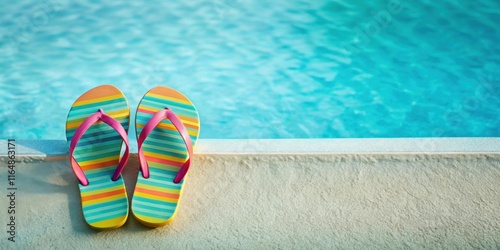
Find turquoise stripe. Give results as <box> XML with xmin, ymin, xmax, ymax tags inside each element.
<box><xmin>71</xmin><ymin>98</ymin><xmax>127</xmax><ymax>111</ymax></box>
<box><xmin>73</xmin><ymin>145</ymin><xmax>120</xmax><ymax>158</ymax></box>
<box><xmin>133</xmin><ymin>201</ymin><xmax>176</xmax><ymax>214</ymax></box>
<box><xmin>84</xmin><ymin>166</ymin><xmax>117</xmax><ymax>176</ymax></box>
<box><xmin>138</xmin><ymin>137</ymin><xmax>186</xmax><ymax>151</ymax></box>
<box><xmin>85</xmin><ymin>202</ymin><xmax>127</xmax><ymax>217</ymax></box>
<box><xmin>135</xmin><ymin>116</ymin><xmax>198</xmax><ymax>135</ymax></box>
<box><xmin>138</xmin><ymin>177</ymin><xmax>183</xmax><ymax>190</ymax></box>
<box><xmin>139</xmin><ymin>128</ymin><xmax>197</xmax><ymax>144</ymax></box>
<box><xmin>68</xmin><ymin>103</ymin><xmax>128</xmax><ymax>118</ymax></box>
<box><xmin>149</xmin><ymin>166</ymin><xmax>179</xmax><ymax>177</ymax></box>
<box><xmin>86</xmin><ymin>210</ymin><xmax>128</xmax><ymax>224</ymax></box>
<box><xmin>83</xmin><ymin>198</ymin><xmax>126</xmax><ymax>212</ymax></box>
<box><xmin>80</xmin><ymin>179</ymin><xmax>122</xmax><ymax>192</ymax></box>
<box><xmin>135</xmin><ymin>107</ymin><xmax>197</xmax><ymax>122</ymax></box>
<box><xmin>142</xmin><ymin>145</ymin><xmax>187</xmax><ymax>159</ymax></box>
<box><xmin>86</xmin><ymin>174</ymin><xmax>116</xmax><ymax>183</ymax></box>
<box><xmin>80</xmin><ymin>177</ymin><xmax>115</xmax><ymax>188</ymax></box>
<box><xmin>74</xmin><ymin>150</ymin><xmax>120</xmax><ymax>162</ymax></box>
<box><xmin>86</xmin><ymin>170</ymin><xmax>115</xmax><ymax>179</ymax></box>
<box><xmin>77</xmin><ymin>134</ymin><xmax>122</xmax><ymax>145</ymax></box>
<box><xmin>67</xmin><ymin>120</ymin><xmax>128</xmax><ymax>140</ymax></box>
<box><xmin>71</xmin><ymin>136</ymin><xmax>124</xmax><ymax>150</ymax></box>
<box><xmin>133</xmin><ymin>196</ymin><xmax>178</xmax><ymax>207</ymax></box>
<box><xmin>141</xmin><ymin>96</ymin><xmax>196</xmax><ymax>113</ymax></box>
<box><xmin>85</xmin><ymin>202</ymin><xmax>128</xmax><ymax>217</ymax></box>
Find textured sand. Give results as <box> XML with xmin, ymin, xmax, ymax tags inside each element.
<box><xmin>1</xmin><ymin>154</ymin><xmax>499</xmax><ymax>249</ymax></box>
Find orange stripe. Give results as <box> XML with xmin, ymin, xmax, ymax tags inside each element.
<box><xmin>81</xmin><ymin>189</ymin><xmax>124</xmax><ymax>202</ymax></box>
<box><xmin>148</xmin><ymin>88</ymin><xmax>187</xmax><ymax>100</ymax></box>
<box><xmin>75</xmin><ymin>85</ymin><xmax>122</xmax><ymax>102</ymax></box>
<box><xmin>135</xmin><ymin>187</ymin><xmax>180</xmax><ymax>199</ymax></box>
<box><xmin>81</xmin><ymin>159</ymin><xmax>118</xmax><ymax>171</ymax></box>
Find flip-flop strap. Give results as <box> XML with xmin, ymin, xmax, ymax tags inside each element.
<box><xmin>69</xmin><ymin>108</ymin><xmax>130</xmax><ymax>186</ymax></box>
<box><xmin>138</xmin><ymin>107</ymin><xmax>193</xmax><ymax>184</ymax></box>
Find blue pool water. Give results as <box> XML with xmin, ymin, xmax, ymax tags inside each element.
<box><xmin>0</xmin><ymin>0</ymin><xmax>499</xmax><ymax>139</ymax></box>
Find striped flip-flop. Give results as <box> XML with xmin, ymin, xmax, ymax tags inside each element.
<box><xmin>132</xmin><ymin>86</ymin><xmax>200</xmax><ymax>227</ymax></box>
<box><xmin>66</xmin><ymin>85</ymin><xmax>130</xmax><ymax>230</ymax></box>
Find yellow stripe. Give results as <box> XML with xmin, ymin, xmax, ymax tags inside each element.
<box><xmin>66</xmin><ymin>111</ymin><xmax>129</xmax><ymax>129</ymax></box>
<box><xmin>135</xmin><ymin>192</ymin><xmax>179</xmax><ymax>203</ymax></box>
<box><xmin>135</xmin><ymin>183</ymin><xmax>181</xmax><ymax>194</ymax></box>
<box><xmin>82</xmin><ymin>193</ymin><xmax>126</xmax><ymax>206</ymax></box>
<box><xmin>143</xmin><ymin>151</ymin><xmax>185</xmax><ymax>162</ymax></box>
<box><xmin>89</xmin><ymin>216</ymin><xmax>127</xmax><ymax>229</ymax></box>
<box><xmin>146</xmin><ymin>93</ymin><xmax>191</xmax><ymax>105</ymax></box>
<box><xmin>74</xmin><ymin>94</ymin><xmax>125</xmax><ymax>107</ymax></box>
<box><xmin>149</xmin><ymin>164</ymin><xmax>180</xmax><ymax>172</ymax></box>
<box><xmin>79</xmin><ymin>155</ymin><xmax>119</xmax><ymax>166</ymax></box>
<box><xmin>134</xmin><ymin>214</ymin><xmax>170</xmax><ymax>224</ymax></box>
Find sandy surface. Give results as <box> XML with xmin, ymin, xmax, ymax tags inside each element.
<box><xmin>1</xmin><ymin>154</ymin><xmax>499</xmax><ymax>249</ymax></box>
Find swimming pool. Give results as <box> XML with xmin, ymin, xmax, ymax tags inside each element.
<box><xmin>0</xmin><ymin>0</ymin><xmax>498</xmax><ymax>139</ymax></box>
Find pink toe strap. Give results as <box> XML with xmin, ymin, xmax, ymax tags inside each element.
<box><xmin>69</xmin><ymin>109</ymin><xmax>130</xmax><ymax>186</ymax></box>
<box><xmin>138</xmin><ymin>107</ymin><xmax>193</xmax><ymax>184</ymax></box>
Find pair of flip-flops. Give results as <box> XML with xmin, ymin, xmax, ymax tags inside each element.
<box><xmin>66</xmin><ymin>85</ymin><xmax>199</xmax><ymax>229</ymax></box>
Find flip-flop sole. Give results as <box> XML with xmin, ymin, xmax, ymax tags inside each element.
<box><xmin>132</xmin><ymin>86</ymin><xmax>200</xmax><ymax>227</ymax></box>
<box><xmin>66</xmin><ymin>85</ymin><xmax>130</xmax><ymax>230</ymax></box>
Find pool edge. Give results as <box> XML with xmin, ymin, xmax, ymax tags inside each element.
<box><xmin>0</xmin><ymin>138</ymin><xmax>498</xmax><ymax>160</ymax></box>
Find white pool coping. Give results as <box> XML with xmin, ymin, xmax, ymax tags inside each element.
<box><xmin>0</xmin><ymin>138</ymin><xmax>498</xmax><ymax>159</ymax></box>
